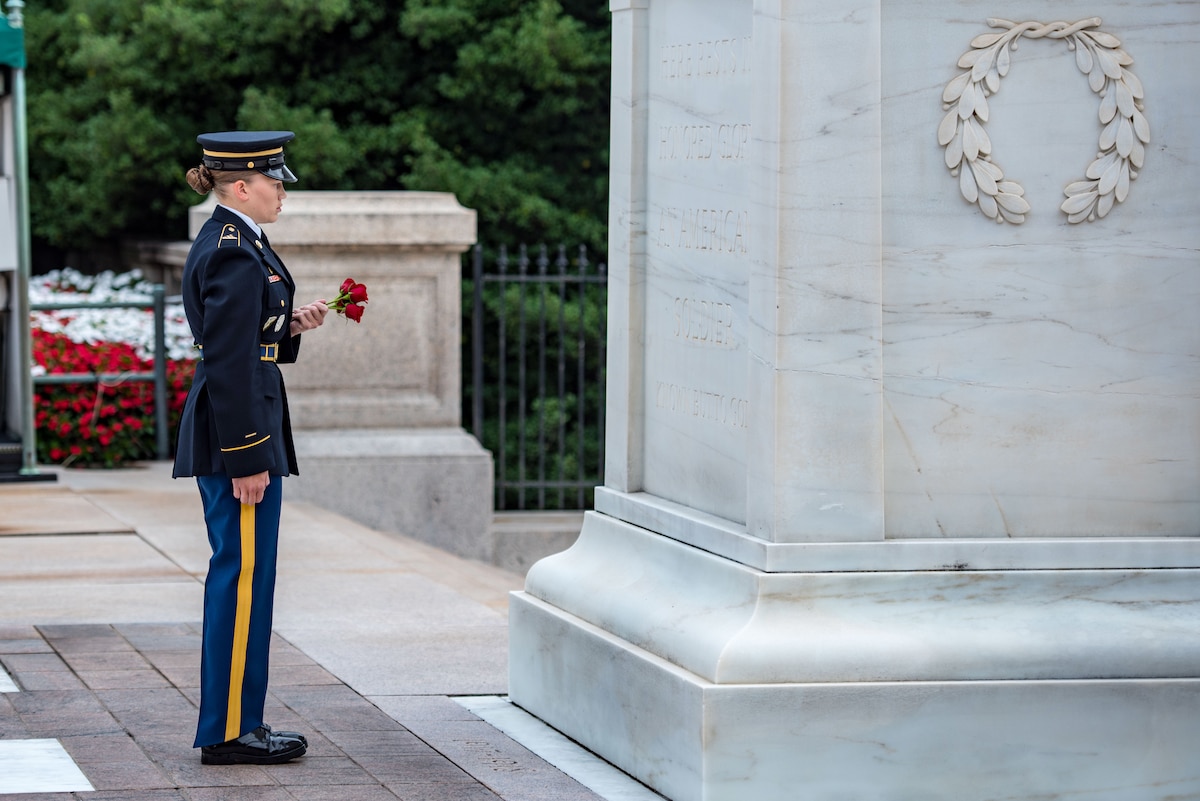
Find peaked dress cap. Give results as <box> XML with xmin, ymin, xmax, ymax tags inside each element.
<box><xmin>197</xmin><ymin>130</ymin><xmax>297</xmax><ymax>182</ymax></box>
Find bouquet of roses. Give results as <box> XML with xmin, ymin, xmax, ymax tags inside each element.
<box><xmin>329</xmin><ymin>277</ymin><xmax>368</xmax><ymax>322</ymax></box>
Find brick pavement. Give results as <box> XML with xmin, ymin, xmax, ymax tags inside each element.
<box><xmin>0</xmin><ymin>465</ymin><xmax>646</xmax><ymax>801</ymax></box>
<box><xmin>0</xmin><ymin>622</ymin><xmax>615</xmax><ymax>801</ymax></box>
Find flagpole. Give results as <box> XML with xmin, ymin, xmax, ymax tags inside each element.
<box><xmin>6</xmin><ymin>0</ymin><xmax>36</xmax><ymax>474</ymax></box>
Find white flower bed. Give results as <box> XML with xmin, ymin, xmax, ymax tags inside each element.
<box><xmin>30</xmin><ymin>268</ymin><xmax>197</xmax><ymax>365</ymax></box>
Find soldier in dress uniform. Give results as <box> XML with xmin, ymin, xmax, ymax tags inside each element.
<box><xmin>173</xmin><ymin>131</ymin><xmax>328</xmax><ymax>765</ymax></box>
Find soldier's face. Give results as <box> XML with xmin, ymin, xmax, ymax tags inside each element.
<box><xmin>243</xmin><ymin>174</ymin><xmax>287</xmax><ymax>224</ymax></box>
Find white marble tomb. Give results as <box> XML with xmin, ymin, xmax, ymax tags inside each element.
<box><xmin>510</xmin><ymin>1</ymin><xmax>1200</xmax><ymax>800</ymax></box>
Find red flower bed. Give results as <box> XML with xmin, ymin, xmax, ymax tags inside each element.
<box><xmin>33</xmin><ymin>329</ymin><xmax>195</xmax><ymax>467</ymax></box>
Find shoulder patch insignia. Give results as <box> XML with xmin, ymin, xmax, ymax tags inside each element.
<box><xmin>217</xmin><ymin>224</ymin><xmax>241</xmax><ymax>248</ymax></box>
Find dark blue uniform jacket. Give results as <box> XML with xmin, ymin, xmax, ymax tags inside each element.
<box><xmin>172</xmin><ymin>206</ymin><xmax>302</xmax><ymax>479</ymax></box>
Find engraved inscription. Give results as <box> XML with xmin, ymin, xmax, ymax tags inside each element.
<box><xmin>674</xmin><ymin>297</ymin><xmax>734</xmax><ymax>347</ymax></box>
<box><xmin>656</xmin><ymin>207</ymin><xmax>749</xmax><ymax>254</ymax></box>
<box><xmin>660</xmin><ymin>37</ymin><xmax>753</xmax><ymax>79</ymax></box>
<box><xmin>655</xmin><ymin>381</ymin><xmax>749</xmax><ymax>429</ymax></box>
<box><xmin>659</xmin><ymin>123</ymin><xmax>752</xmax><ymax>161</ymax></box>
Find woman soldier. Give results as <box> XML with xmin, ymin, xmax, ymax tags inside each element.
<box><xmin>173</xmin><ymin>131</ymin><xmax>327</xmax><ymax>765</ymax></box>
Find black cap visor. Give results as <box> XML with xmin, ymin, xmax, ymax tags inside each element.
<box><xmin>261</xmin><ymin>164</ymin><xmax>298</xmax><ymax>183</ymax></box>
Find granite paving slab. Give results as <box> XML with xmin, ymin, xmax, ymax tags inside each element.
<box><xmin>0</xmin><ymin>624</ymin><xmax>608</xmax><ymax>801</ymax></box>
<box><xmin>0</xmin><ymin>464</ymin><xmax>622</xmax><ymax>801</ymax></box>
<box><xmin>0</xmin><ymin>484</ymin><xmax>131</xmax><ymax>535</ymax></box>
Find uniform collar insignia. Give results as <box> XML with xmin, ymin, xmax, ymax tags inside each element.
<box><xmin>218</xmin><ymin>224</ymin><xmax>241</xmax><ymax>247</ymax></box>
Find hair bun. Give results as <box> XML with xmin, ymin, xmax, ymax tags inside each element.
<box><xmin>185</xmin><ymin>164</ymin><xmax>215</xmax><ymax>195</ymax></box>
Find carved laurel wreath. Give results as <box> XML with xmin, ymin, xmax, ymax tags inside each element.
<box><xmin>939</xmin><ymin>18</ymin><xmax>1150</xmax><ymax>224</ymax></box>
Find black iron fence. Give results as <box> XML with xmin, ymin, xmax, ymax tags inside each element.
<box><xmin>466</xmin><ymin>244</ymin><xmax>607</xmax><ymax>511</ymax></box>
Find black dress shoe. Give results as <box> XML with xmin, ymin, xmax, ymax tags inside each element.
<box><xmin>200</xmin><ymin>726</ymin><xmax>307</xmax><ymax>765</ymax></box>
<box><xmin>262</xmin><ymin>723</ymin><xmax>308</xmax><ymax>747</ymax></box>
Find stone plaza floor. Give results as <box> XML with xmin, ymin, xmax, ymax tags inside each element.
<box><xmin>0</xmin><ymin>462</ymin><xmax>662</xmax><ymax>801</ymax></box>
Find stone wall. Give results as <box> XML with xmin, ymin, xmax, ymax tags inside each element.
<box><xmin>186</xmin><ymin>191</ymin><xmax>495</xmax><ymax>561</ymax></box>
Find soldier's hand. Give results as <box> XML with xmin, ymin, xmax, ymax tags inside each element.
<box><xmin>232</xmin><ymin>471</ymin><xmax>270</xmax><ymax>505</ymax></box>
<box><xmin>290</xmin><ymin>301</ymin><xmax>329</xmax><ymax>335</ymax></box>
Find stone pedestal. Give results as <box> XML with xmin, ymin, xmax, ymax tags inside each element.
<box><xmin>510</xmin><ymin>3</ymin><xmax>1200</xmax><ymax>799</ymax></box>
<box><xmin>190</xmin><ymin>192</ymin><xmax>494</xmax><ymax>559</ymax></box>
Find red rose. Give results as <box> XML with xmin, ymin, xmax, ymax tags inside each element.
<box><xmin>329</xmin><ymin>277</ymin><xmax>368</xmax><ymax>323</ymax></box>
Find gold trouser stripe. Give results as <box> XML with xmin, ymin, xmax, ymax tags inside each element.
<box><xmin>225</xmin><ymin>503</ymin><xmax>257</xmax><ymax>742</ymax></box>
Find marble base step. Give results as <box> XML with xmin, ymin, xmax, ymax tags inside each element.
<box><xmin>509</xmin><ymin>511</ymin><xmax>1200</xmax><ymax>801</ymax></box>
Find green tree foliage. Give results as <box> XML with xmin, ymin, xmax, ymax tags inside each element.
<box><xmin>23</xmin><ymin>0</ymin><xmax>611</xmax><ymax>252</ymax></box>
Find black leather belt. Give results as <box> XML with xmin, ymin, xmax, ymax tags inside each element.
<box><xmin>194</xmin><ymin>343</ymin><xmax>278</xmax><ymax>362</ymax></box>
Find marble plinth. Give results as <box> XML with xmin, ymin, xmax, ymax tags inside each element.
<box><xmin>512</xmin><ymin>511</ymin><xmax>1200</xmax><ymax>801</ymax></box>
<box><xmin>512</xmin><ymin>592</ymin><xmax>1199</xmax><ymax>801</ymax></box>
<box><xmin>291</xmin><ymin>428</ymin><xmax>493</xmax><ymax>562</ymax></box>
